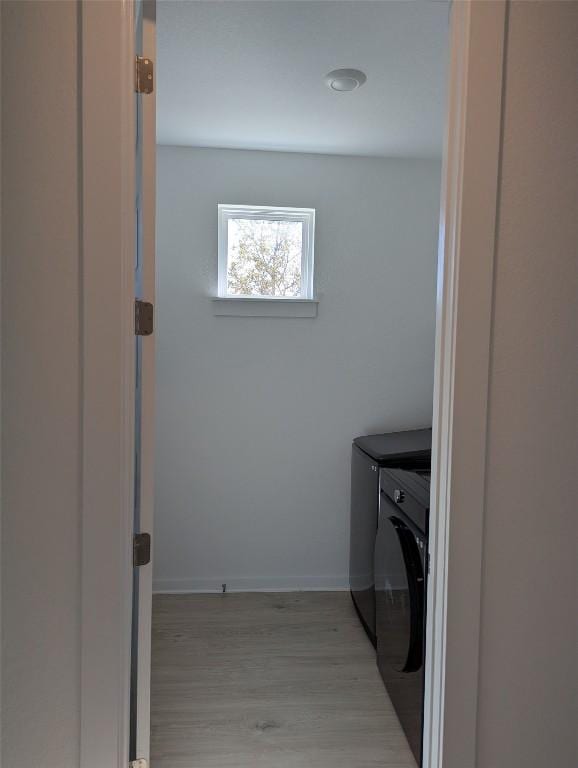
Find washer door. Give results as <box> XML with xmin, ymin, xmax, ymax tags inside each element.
<box><xmin>375</xmin><ymin>497</ymin><xmax>425</xmax><ymax>674</ymax></box>
<box><xmin>375</xmin><ymin>491</ymin><xmax>426</xmax><ymax>765</ymax></box>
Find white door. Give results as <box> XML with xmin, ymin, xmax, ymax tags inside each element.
<box><xmin>130</xmin><ymin>0</ymin><xmax>156</xmax><ymax>763</ymax></box>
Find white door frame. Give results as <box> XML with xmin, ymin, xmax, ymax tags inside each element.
<box><xmin>78</xmin><ymin>1</ymin><xmax>507</xmax><ymax>766</ymax></box>
<box><xmin>80</xmin><ymin>2</ymin><xmax>136</xmax><ymax>767</ymax></box>
<box><xmin>423</xmin><ymin>3</ymin><xmax>506</xmax><ymax>767</ymax></box>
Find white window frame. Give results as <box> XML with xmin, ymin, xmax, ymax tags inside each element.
<box><xmin>217</xmin><ymin>204</ymin><xmax>316</xmax><ymax>300</ymax></box>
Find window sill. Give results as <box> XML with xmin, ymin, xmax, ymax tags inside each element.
<box><xmin>212</xmin><ymin>297</ymin><xmax>318</xmax><ymax>318</ymax></box>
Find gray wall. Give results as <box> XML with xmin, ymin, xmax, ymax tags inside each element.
<box><xmin>1</xmin><ymin>2</ymin><xmax>81</xmax><ymax>766</ymax></box>
<box><xmin>477</xmin><ymin>2</ymin><xmax>578</xmax><ymax>766</ymax></box>
<box><xmin>155</xmin><ymin>146</ymin><xmax>441</xmax><ymax>591</ymax></box>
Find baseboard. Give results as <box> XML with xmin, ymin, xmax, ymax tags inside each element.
<box><xmin>153</xmin><ymin>575</ymin><xmax>350</xmax><ymax>594</ymax></box>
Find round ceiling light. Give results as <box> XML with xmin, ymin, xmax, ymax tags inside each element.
<box><xmin>325</xmin><ymin>68</ymin><xmax>367</xmax><ymax>92</ymax></box>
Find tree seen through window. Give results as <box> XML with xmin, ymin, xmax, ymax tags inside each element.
<box><xmin>227</xmin><ymin>218</ymin><xmax>303</xmax><ymax>297</ymax></box>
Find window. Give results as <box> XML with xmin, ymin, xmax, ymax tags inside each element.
<box><xmin>217</xmin><ymin>205</ymin><xmax>315</xmax><ymax>300</ymax></box>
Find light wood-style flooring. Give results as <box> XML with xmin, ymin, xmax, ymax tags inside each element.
<box><xmin>151</xmin><ymin>591</ymin><xmax>416</xmax><ymax>768</ymax></box>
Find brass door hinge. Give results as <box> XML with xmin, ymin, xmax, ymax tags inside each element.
<box><xmin>135</xmin><ymin>56</ymin><xmax>154</xmax><ymax>94</ymax></box>
<box><xmin>135</xmin><ymin>299</ymin><xmax>154</xmax><ymax>336</ymax></box>
<box><xmin>133</xmin><ymin>533</ymin><xmax>151</xmax><ymax>568</ymax></box>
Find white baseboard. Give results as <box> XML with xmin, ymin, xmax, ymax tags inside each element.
<box><xmin>153</xmin><ymin>575</ymin><xmax>350</xmax><ymax>594</ymax></box>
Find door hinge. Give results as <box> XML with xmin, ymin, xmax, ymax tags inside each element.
<box><xmin>133</xmin><ymin>533</ymin><xmax>151</xmax><ymax>567</ymax></box>
<box><xmin>135</xmin><ymin>299</ymin><xmax>154</xmax><ymax>336</ymax></box>
<box><xmin>135</xmin><ymin>56</ymin><xmax>154</xmax><ymax>94</ymax></box>
<box><xmin>129</xmin><ymin>760</ymin><xmax>148</xmax><ymax>768</ymax></box>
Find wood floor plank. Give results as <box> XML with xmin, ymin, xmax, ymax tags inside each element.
<box><xmin>151</xmin><ymin>592</ymin><xmax>417</xmax><ymax>768</ymax></box>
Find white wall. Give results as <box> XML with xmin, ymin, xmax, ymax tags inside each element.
<box><xmin>1</xmin><ymin>2</ymin><xmax>81</xmax><ymax>766</ymax></box>
<box><xmin>477</xmin><ymin>2</ymin><xmax>578</xmax><ymax>766</ymax></box>
<box><xmin>155</xmin><ymin>146</ymin><xmax>441</xmax><ymax>592</ymax></box>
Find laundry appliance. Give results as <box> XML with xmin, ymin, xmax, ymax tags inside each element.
<box><xmin>376</xmin><ymin>467</ymin><xmax>430</xmax><ymax>764</ymax></box>
<box><xmin>349</xmin><ymin>429</ymin><xmax>431</xmax><ymax>646</ymax></box>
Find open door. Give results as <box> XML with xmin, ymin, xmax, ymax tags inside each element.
<box><xmin>130</xmin><ymin>1</ymin><xmax>156</xmax><ymax>764</ymax></box>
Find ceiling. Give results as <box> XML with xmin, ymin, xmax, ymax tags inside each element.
<box><xmin>157</xmin><ymin>1</ymin><xmax>449</xmax><ymax>158</ymax></box>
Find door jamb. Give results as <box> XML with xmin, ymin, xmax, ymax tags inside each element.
<box><xmin>423</xmin><ymin>3</ymin><xmax>506</xmax><ymax>767</ymax></box>
<box><xmin>78</xmin><ymin>1</ymin><xmax>507</xmax><ymax>766</ymax></box>
<box><xmin>79</xmin><ymin>1</ymin><xmax>136</xmax><ymax>766</ymax></box>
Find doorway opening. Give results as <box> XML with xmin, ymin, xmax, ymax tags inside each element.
<box><xmin>149</xmin><ymin>2</ymin><xmax>448</xmax><ymax>766</ymax></box>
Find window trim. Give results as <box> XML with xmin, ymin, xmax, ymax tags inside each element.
<box><xmin>211</xmin><ymin>296</ymin><xmax>318</xmax><ymax>318</ymax></box>
<box><xmin>217</xmin><ymin>204</ymin><xmax>316</xmax><ymax>300</ymax></box>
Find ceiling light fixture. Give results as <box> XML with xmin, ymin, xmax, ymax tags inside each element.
<box><xmin>324</xmin><ymin>68</ymin><xmax>367</xmax><ymax>93</ymax></box>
